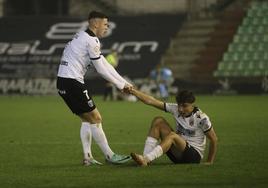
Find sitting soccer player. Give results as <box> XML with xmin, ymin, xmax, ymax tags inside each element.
<box><xmin>128</xmin><ymin>89</ymin><xmax>218</xmax><ymax>166</ymax></box>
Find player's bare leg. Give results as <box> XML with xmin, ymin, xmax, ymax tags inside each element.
<box><xmin>142</xmin><ymin>116</ymin><xmax>172</xmax><ymax>155</ymax></box>
<box><xmin>79</xmin><ymin>108</ymin><xmax>102</xmax><ymax>124</ymax></box>
<box><xmin>148</xmin><ymin>116</ymin><xmax>173</xmax><ymax>139</ymax></box>
<box><xmin>132</xmin><ymin>132</ymin><xmax>186</xmax><ymax>166</ymax></box>
<box><xmin>160</xmin><ymin>132</ymin><xmax>186</xmax><ymax>153</ymax></box>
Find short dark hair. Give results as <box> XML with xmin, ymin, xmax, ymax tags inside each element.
<box><xmin>175</xmin><ymin>90</ymin><xmax>195</xmax><ymax>104</ymax></box>
<box><xmin>88</xmin><ymin>11</ymin><xmax>108</xmax><ymax>20</ymax></box>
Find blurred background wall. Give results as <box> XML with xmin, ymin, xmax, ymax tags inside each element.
<box><xmin>0</xmin><ymin>0</ymin><xmax>267</xmax><ymax>95</ymax></box>
<box><xmin>0</xmin><ymin>0</ymin><xmax>224</xmax><ymax>16</ymax></box>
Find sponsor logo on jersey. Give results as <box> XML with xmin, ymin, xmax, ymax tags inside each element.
<box><xmin>200</xmin><ymin>118</ymin><xmax>208</xmax><ymax>126</ymax></box>
<box><xmin>58</xmin><ymin>89</ymin><xmax>66</xmax><ymax>94</ymax></box>
<box><xmin>176</xmin><ymin>123</ymin><xmax>195</xmax><ymax>136</ymax></box>
<box><xmin>189</xmin><ymin>117</ymin><xmax>194</xmax><ymax>126</ymax></box>
<box><xmin>60</xmin><ymin>61</ymin><xmax>68</xmax><ymax>66</ymax></box>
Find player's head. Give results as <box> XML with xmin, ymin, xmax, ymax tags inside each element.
<box><xmin>175</xmin><ymin>90</ymin><xmax>195</xmax><ymax>117</ymax></box>
<box><xmin>88</xmin><ymin>11</ymin><xmax>108</xmax><ymax>38</ymax></box>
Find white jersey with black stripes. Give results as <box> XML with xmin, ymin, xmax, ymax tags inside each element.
<box><xmin>58</xmin><ymin>29</ymin><xmax>99</xmax><ymax>84</ymax></box>
<box><xmin>164</xmin><ymin>103</ymin><xmax>212</xmax><ymax>158</ymax></box>
<box><xmin>57</xmin><ymin>29</ymin><xmax>128</xmax><ymax>90</ymax></box>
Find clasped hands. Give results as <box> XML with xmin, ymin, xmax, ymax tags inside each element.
<box><xmin>122</xmin><ymin>84</ymin><xmax>134</xmax><ymax>94</ymax></box>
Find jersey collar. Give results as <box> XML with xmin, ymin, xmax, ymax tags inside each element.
<box><xmin>180</xmin><ymin>106</ymin><xmax>199</xmax><ymax>118</ymax></box>
<box><xmin>85</xmin><ymin>28</ymin><xmax>96</xmax><ymax>37</ymax></box>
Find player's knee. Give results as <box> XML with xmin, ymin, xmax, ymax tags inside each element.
<box><xmin>80</xmin><ymin>112</ymin><xmax>102</xmax><ymax>124</ymax></box>
<box><xmin>166</xmin><ymin>132</ymin><xmax>179</xmax><ymax>143</ymax></box>
<box><xmin>168</xmin><ymin>131</ymin><xmax>177</xmax><ymax>138</ymax></box>
<box><xmin>151</xmin><ymin>116</ymin><xmax>165</xmax><ymax>126</ymax></box>
<box><xmin>151</xmin><ymin>116</ymin><xmax>167</xmax><ymax>129</ymax></box>
<box><xmin>92</xmin><ymin>113</ymin><xmax>102</xmax><ymax>123</ymax></box>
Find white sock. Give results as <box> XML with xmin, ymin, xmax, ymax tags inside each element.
<box><xmin>90</xmin><ymin>123</ymin><xmax>114</xmax><ymax>159</ymax></box>
<box><xmin>80</xmin><ymin>122</ymin><xmax>93</xmax><ymax>159</ymax></box>
<box><xmin>143</xmin><ymin>136</ymin><xmax>158</xmax><ymax>155</ymax></box>
<box><xmin>144</xmin><ymin>145</ymin><xmax>163</xmax><ymax>162</ymax></box>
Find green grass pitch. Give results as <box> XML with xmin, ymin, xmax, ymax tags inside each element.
<box><xmin>0</xmin><ymin>95</ymin><xmax>267</xmax><ymax>188</ymax></box>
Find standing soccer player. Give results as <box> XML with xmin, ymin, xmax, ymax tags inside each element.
<box><xmin>57</xmin><ymin>11</ymin><xmax>132</xmax><ymax>166</ymax></box>
<box><xmin>128</xmin><ymin>89</ymin><xmax>218</xmax><ymax>166</ymax></box>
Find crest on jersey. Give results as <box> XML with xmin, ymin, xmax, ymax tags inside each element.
<box><xmin>94</xmin><ymin>46</ymin><xmax>100</xmax><ymax>54</ymax></box>
<box><xmin>88</xmin><ymin>100</ymin><xmax>94</xmax><ymax>107</ymax></box>
<box><xmin>200</xmin><ymin>118</ymin><xmax>208</xmax><ymax>126</ymax></box>
<box><xmin>189</xmin><ymin>117</ymin><xmax>194</xmax><ymax>126</ymax></box>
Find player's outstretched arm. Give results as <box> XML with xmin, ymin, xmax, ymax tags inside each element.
<box><xmin>101</xmin><ymin>56</ymin><xmax>132</xmax><ymax>87</ymax></box>
<box><xmin>130</xmin><ymin>88</ymin><xmax>164</xmax><ymax>110</ymax></box>
<box><xmin>92</xmin><ymin>59</ymin><xmax>125</xmax><ymax>90</ymax></box>
<box><xmin>205</xmin><ymin>127</ymin><xmax>218</xmax><ymax>165</ymax></box>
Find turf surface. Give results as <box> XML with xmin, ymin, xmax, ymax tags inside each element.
<box><xmin>0</xmin><ymin>95</ymin><xmax>267</xmax><ymax>188</ymax></box>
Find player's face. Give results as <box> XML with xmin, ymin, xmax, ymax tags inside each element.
<box><xmin>96</xmin><ymin>18</ymin><xmax>108</xmax><ymax>38</ymax></box>
<box><xmin>177</xmin><ymin>103</ymin><xmax>194</xmax><ymax>117</ymax></box>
